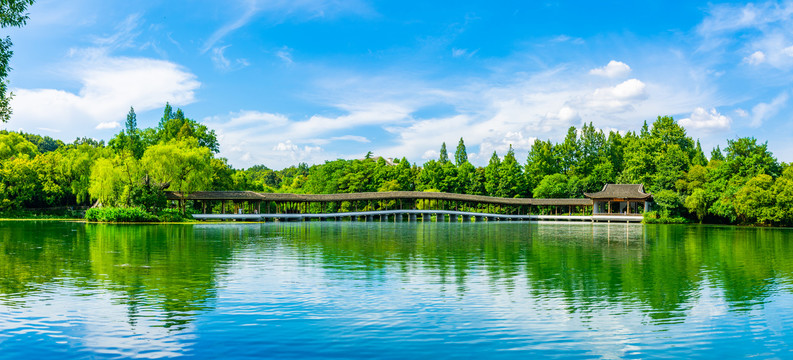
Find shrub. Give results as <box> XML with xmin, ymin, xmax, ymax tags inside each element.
<box><xmin>157</xmin><ymin>208</ymin><xmax>192</xmax><ymax>222</ymax></box>
<box><xmin>642</xmin><ymin>210</ymin><xmax>688</xmax><ymax>224</ymax></box>
<box><xmin>84</xmin><ymin>207</ymin><xmax>158</xmax><ymax>222</ymax></box>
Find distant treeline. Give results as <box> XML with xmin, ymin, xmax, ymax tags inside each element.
<box><xmin>0</xmin><ymin>104</ymin><xmax>789</xmax><ymax>225</ymax></box>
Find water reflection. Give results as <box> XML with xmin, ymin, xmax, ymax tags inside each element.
<box><xmin>1</xmin><ymin>221</ymin><xmax>793</xmax><ymax>358</ymax></box>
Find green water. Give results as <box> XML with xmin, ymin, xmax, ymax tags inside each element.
<box><xmin>1</xmin><ymin>221</ymin><xmax>793</xmax><ymax>358</ymax></box>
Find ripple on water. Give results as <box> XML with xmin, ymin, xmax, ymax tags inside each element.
<box><xmin>4</xmin><ymin>223</ymin><xmax>793</xmax><ymax>358</ymax></box>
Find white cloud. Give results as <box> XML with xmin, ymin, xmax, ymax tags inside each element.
<box><xmin>478</xmin><ymin>131</ymin><xmax>535</xmax><ymax>160</ymax></box>
<box><xmin>589</xmin><ymin>60</ymin><xmax>631</xmax><ymax>78</ymax></box>
<box><xmin>699</xmin><ymin>2</ymin><xmax>793</xmax><ymax>68</ymax></box>
<box><xmin>699</xmin><ymin>1</ymin><xmax>793</xmax><ymax>35</ymax></box>
<box><xmin>273</xmin><ymin>140</ymin><xmax>323</xmax><ymax>163</ymax></box>
<box><xmin>201</xmin><ymin>4</ymin><xmax>258</xmax><ymax>53</ymax></box>
<box><xmin>273</xmin><ymin>140</ymin><xmax>299</xmax><ymax>152</ymax></box>
<box><xmin>452</xmin><ymin>48</ymin><xmax>478</xmax><ymax>58</ymax></box>
<box><xmin>276</xmin><ymin>47</ymin><xmax>294</xmax><ymax>64</ymax></box>
<box><xmin>328</xmin><ymin>135</ymin><xmax>370</xmax><ymax>143</ymax></box>
<box><xmin>91</xmin><ymin>14</ymin><xmax>142</xmax><ymax>50</ymax></box>
<box><xmin>207</xmin><ymin>104</ymin><xmax>409</xmax><ymax>168</ymax></box>
<box><xmin>745</xmin><ymin>50</ymin><xmax>766</xmax><ymax>65</ymax></box>
<box><xmin>202</xmin><ymin>0</ymin><xmax>373</xmax><ymax>53</ymax></box>
<box><xmin>586</xmin><ymin>79</ymin><xmax>648</xmax><ymax>112</ymax></box>
<box><xmin>206</xmin><ymin>48</ymin><xmax>715</xmax><ymax>169</ymax></box>
<box><xmin>95</xmin><ymin>121</ymin><xmax>121</xmax><ymax>130</ymax></box>
<box><xmin>8</xmin><ymin>50</ymin><xmax>200</xmax><ymax>139</ymax></box>
<box><xmin>543</xmin><ymin>106</ymin><xmax>580</xmax><ymax>125</ymax></box>
<box><xmin>679</xmin><ymin>107</ymin><xmax>731</xmax><ymax>131</ymax></box>
<box><xmin>211</xmin><ymin>45</ymin><xmax>249</xmax><ymax>71</ymax></box>
<box><xmin>750</xmin><ymin>92</ymin><xmax>788</xmax><ymax>127</ymax></box>
<box><xmin>550</xmin><ymin>35</ymin><xmax>585</xmax><ymax>44</ymax></box>
<box><xmin>422</xmin><ymin>149</ymin><xmax>438</xmax><ymax>159</ymax></box>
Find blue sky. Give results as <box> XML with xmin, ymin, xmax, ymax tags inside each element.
<box><xmin>4</xmin><ymin>0</ymin><xmax>793</xmax><ymax>169</ymax></box>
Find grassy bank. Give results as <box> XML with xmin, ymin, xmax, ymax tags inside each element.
<box><xmin>84</xmin><ymin>207</ymin><xmax>193</xmax><ymax>223</ymax></box>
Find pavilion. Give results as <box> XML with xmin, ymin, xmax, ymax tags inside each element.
<box><xmin>584</xmin><ymin>184</ymin><xmax>652</xmax><ymax>216</ymax></box>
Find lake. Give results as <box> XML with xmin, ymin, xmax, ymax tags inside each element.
<box><xmin>1</xmin><ymin>221</ymin><xmax>793</xmax><ymax>359</ymax></box>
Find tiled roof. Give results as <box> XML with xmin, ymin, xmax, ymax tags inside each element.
<box><xmin>583</xmin><ymin>184</ymin><xmax>652</xmax><ymax>200</ymax></box>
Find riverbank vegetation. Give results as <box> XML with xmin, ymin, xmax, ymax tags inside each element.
<box><xmin>0</xmin><ymin>103</ymin><xmax>789</xmax><ymax>225</ymax></box>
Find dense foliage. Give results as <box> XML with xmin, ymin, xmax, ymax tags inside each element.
<box><xmin>0</xmin><ymin>106</ymin><xmax>790</xmax><ymax>226</ymax></box>
<box><xmin>0</xmin><ymin>104</ymin><xmax>218</xmax><ymax>221</ymax></box>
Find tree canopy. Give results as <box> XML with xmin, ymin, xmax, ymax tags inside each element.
<box><xmin>2</xmin><ymin>108</ymin><xmax>793</xmax><ymax>226</ymax></box>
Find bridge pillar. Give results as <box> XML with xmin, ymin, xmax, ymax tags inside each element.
<box><xmin>409</xmin><ymin>213</ymin><xmax>417</xmax><ymax>222</ymax></box>
<box><xmin>437</xmin><ymin>213</ymin><xmax>446</xmax><ymax>222</ymax></box>
<box><xmin>396</xmin><ymin>213</ymin><xmax>403</xmax><ymax>222</ymax></box>
<box><xmin>423</xmin><ymin>213</ymin><xmax>432</xmax><ymax>222</ymax></box>
<box><xmin>366</xmin><ymin>215</ymin><xmax>373</xmax><ymax>222</ymax></box>
<box><xmin>450</xmin><ymin>214</ymin><xmax>458</xmax><ymax>222</ymax></box>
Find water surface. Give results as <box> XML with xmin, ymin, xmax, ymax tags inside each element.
<box><xmin>1</xmin><ymin>221</ymin><xmax>793</xmax><ymax>359</ymax></box>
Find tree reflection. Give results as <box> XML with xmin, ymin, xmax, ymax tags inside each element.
<box><xmin>0</xmin><ymin>222</ymin><xmax>235</xmax><ymax>330</ymax></box>
<box><xmin>3</xmin><ymin>221</ymin><xmax>793</xmax><ymax>330</ymax></box>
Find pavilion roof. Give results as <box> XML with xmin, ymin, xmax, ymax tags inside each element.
<box><xmin>583</xmin><ymin>184</ymin><xmax>652</xmax><ymax>200</ymax></box>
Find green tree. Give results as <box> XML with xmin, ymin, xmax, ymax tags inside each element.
<box><xmin>61</xmin><ymin>144</ymin><xmax>100</xmax><ymax>205</ymax></box>
<box><xmin>558</xmin><ymin>127</ymin><xmax>580</xmax><ymax>174</ymax></box>
<box><xmin>533</xmin><ymin>173</ymin><xmax>579</xmax><ymax>198</ymax></box>
<box><xmin>652</xmin><ymin>189</ymin><xmax>683</xmax><ymax>218</ymax></box>
<box><xmin>0</xmin><ymin>156</ymin><xmax>37</xmax><ymax>208</ymax></box>
<box><xmin>620</xmin><ymin>116</ymin><xmax>693</xmax><ymax>193</ymax></box>
<box><xmin>484</xmin><ymin>151</ymin><xmax>501</xmax><ymax>196</ymax></box>
<box><xmin>0</xmin><ymin>0</ymin><xmax>35</xmax><ymax>122</ymax></box>
<box><xmin>710</xmin><ymin>145</ymin><xmax>725</xmax><ymax>162</ymax></box>
<box><xmin>773</xmin><ymin>166</ymin><xmax>793</xmax><ymax>224</ymax></box>
<box><xmin>734</xmin><ymin>174</ymin><xmax>777</xmax><ymax>225</ymax></box>
<box><xmin>439</xmin><ymin>142</ymin><xmax>449</xmax><ymax>163</ymax></box>
<box><xmin>606</xmin><ymin>130</ymin><xmax>625</xmax><ymax>176</ymax></box>
<box><xmin>141</xmin><ymin>138</ymin><xmax>213</xmax><ymax>196</ymax></box>
<box><xmin>454</xmin><ymin>138</ymin><xmax>468</xmax><ymax>166</ymax></box>
<box><xmin>88</xmin><ymin>157</ymin><xmax>124</xmax><ymax>207</ymax></box>
<box><xmin>723</xmin><ymin>137</ymin><xmax>780</xmax><ymax>179</ymax></box>
<box><xmin>154</xmin><ymin>103</ymin><xmax>220</xmax><ymax>152</ymax></box>
<box><xmin>685</xmin><ymin>188</ymin><xmax>710</xmax><ymax>223</ymax></box>
<box><xmin>497</xmin><ymin>145</ymin><xmax>524</xmax><ymax>197</ymax></box>
<box><xmin>577</xmin><ymin>122</ymin><xmax>607</xmax><ymax>177</ymax></box>
<box><xmin>525</xmin><ymin>139</ymin><xmax>561</xmax><ymax>195</ymax></box>
<box><xmin>692</xmin><ymin>140</ymin><xmax>707</xmax><ymax>166</ymax></box>
<box><xmin>129</xmin><ymin>174</ymin><xmax>167</xmax><ymax>212</ymax></box>
<box><xmin>13</xmin><ymin>131</ymin><xmax>64</xmax><ymax>152</ymax></box>
<box><xmin>0</xmin><ymin>131</ymin><xmax>36</xmax><ymax>159</ymax></box>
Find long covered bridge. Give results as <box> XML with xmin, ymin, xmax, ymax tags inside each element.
<box><xmin>166</xmin><ymin>189</ymin><xmax>646</xmax><ymax>223</ymax></box>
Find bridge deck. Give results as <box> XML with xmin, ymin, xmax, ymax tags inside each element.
<box><xmin>192</xmin><ymin>210</ymin><xmax>642</xmax><ymax>223</ymax></box>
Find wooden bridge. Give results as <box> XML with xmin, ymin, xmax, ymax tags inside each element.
<box><xmin>166</xmin><ymin>191</ymin><xmax>644</xmax><ymax>223</ymax></box>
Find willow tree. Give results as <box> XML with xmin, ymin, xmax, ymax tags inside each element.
<box><xmin>88</xmin><ymin>157</ymin><xmax>123</xmax><ymax>207</ymax></box>
<box><xmin>141</xmin><ymin>138</ymin><xmax>213</xmax><ymax>197</ymax></box>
